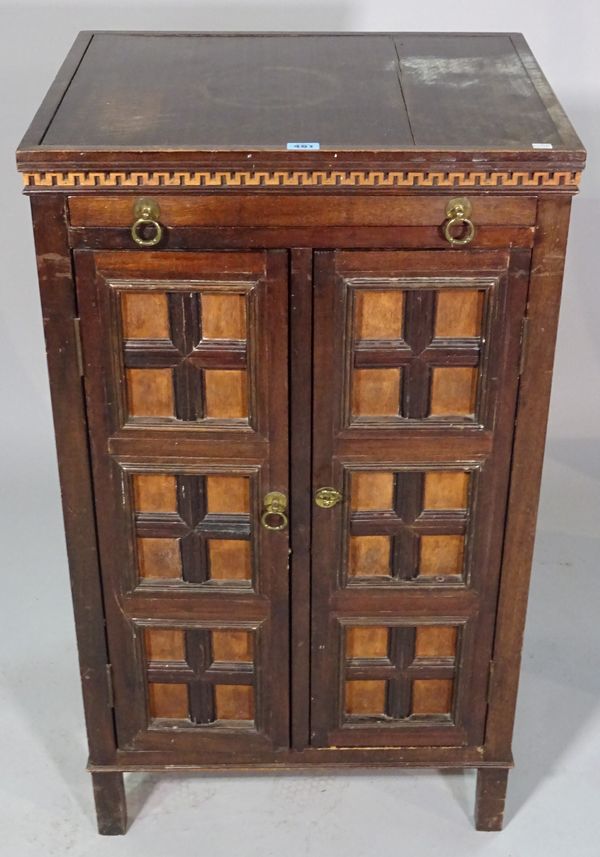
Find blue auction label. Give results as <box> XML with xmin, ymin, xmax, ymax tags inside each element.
<box><xmin>286</xmin><ymin>142</ymin><xmax>320</xmax><ymax>150</ymax></box>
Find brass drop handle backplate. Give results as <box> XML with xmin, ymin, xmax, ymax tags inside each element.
<box><xmin>261</xmin><ymin>491</ymin><xmax>289</xmax><ymax>531</ymax></box>
<box><xmin>443</xmin><ymin>197</ymin><xmax>476</xmax><ymax>247</ymax></box>
<box><xmin>131</xmin><ymin>197</ymin><xmax>163</xmax><ymax>247</ymax></box>
<box><xmin>314</xmin><ymin>487</ymin><xmax>343</xmax><ymax>509</ymax></box>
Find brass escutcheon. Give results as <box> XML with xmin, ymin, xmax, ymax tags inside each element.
<box><xmin>314</xmin><ymin>487</ymin><xmax>343</xmax><ymax>509</ymax></box>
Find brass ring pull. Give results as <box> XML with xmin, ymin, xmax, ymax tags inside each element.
<box><xmin>442</xmin><ymin>197</ymin><xmax>476</xmax><ymax>247</ymax></box>
<box><xmin>131</xmin><ymin>197</ymin><xmax>163</xmax><ymax>247</ymax></box>
<box><xmin>260</xmin><ymin>491</ymin><xmax>288</xmax><ymax>531</ymax></box>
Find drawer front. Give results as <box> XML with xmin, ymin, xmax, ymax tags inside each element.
<box><xmin>67</xmin><ymin>193</ymin><xmax>537</xmax><ymax>253</ymax></box>
<box><xmin>69</xmin><ymin>193</ymin><xmax>537</xmax><ymax>228</ymax></box>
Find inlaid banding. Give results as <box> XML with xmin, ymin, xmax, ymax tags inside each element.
<box><xmin>21</xmin><ymin>167</ymin><xmax>582</xmax><ymax>190</ymax></box>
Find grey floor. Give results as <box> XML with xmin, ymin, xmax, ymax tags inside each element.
<box><xmin>2</xmin><ymin>4</ymin><xmax>600</xmax><ymax>854</ymax></box>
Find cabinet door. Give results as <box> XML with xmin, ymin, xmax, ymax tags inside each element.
<box><xmin>311</xmin><ymin>249</ymin><xmax>529</xmax><ymax>748</ymax></box>
<box><xmin>74</xmin><ymin>250</ymin><xmax>289</xmax><ymax>754</ymax></box>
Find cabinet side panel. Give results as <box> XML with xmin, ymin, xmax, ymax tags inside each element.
<box><xmin>30</xmin><ymin>193</ymin><xmax>117</xmax><ymax>765</ymax></box>
<box><xmin>485</xmin><ymin>195</ymin><xmax>572</xmax><ymax>758</ymax></box>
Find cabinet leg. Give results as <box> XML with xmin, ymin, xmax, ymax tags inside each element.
<box><xmin>91</xmin><ymin>772</ymin><xmax>127</xmax><ymax>835</ymax></box>
<box><xmin>475</xmin><ymin>768</ymin><xmax>509</xmax><ymax>831</ymax></box>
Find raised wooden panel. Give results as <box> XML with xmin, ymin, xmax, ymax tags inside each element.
<box><xmin>145</xmin><ymin>628</ymin><xmax>187</xmax><ymax>662</ymax></box>
<box><xmin>215</xmin><ymin>685</ymin><xmax>254</xmax><ymax>721</ymax></box>
<box><xmin>345</xmin><ymin>468</ymin><xmax>470</xmax><ymax>584</ymax></box>
<box><xmin>126</xmin><ymin>368</ymin><xmax>174</xmax><ymax>417</ymax></box>
<box><xmin>351</xmin><ymin>471</ymin><xmax>395</xmax><ymax>511</ymax></box>
<box><xmin>434</xmin><ymin>289</ymin><xmax>484</xmax><ymax>338</ymax></box>
<box><xmin>419</xmin><ymin>534</ymin><xmax>465</xmax><ymax>576</ymax></box>
<box><xmin>206</xmin><ymin>476</ymin><xmax>250</xmax><ymax>514</ymax></box>
<box><xmin>204</xmin><ymin>369</ymin><xmax>248</xmax><ymax>419</ymax></box>
<box><xmin>148</xmin><ymin>683</ymin><xmax>189</xmax><ymax>719</ymax></box>
<box><xmin>201</xmin><ymin>293</ymin><xmax>246</xmax><ymax>340</ymax></box>
<box><xmin>430</xmin><ymin>367</ymin><xmax>478</xmax><ymax>417</ymax></box>
<box><xmin>412</xmin><ymin>679</ymin><xmax>454</xmax><ymax>716</ymax></box>
<box><xmin>342</xmin><ymin>622</ymin><xmax>460</xmax><ymax>724</ymax></box>
<box><xmin>346</xmin><ymin>626</ymin><xmax>389</xmax><ymax>659</ymax></box>
<box><xmin>109</xmin><ymin>272</ymin><xmax>258</xmax><ymax>427</ymax></box>
<box><xmin>131</xmin><ymin>470</ymin><xmax>253</xmax><ymax>587</ymax></box>
<box><xmin>212</xmin><ymin>630</ymin><xmax>253</xmax><ymax>663</ymax></box>
<box><xmin>345</xmin><ymin>680</ymin><xmax>387</xmax><ymax>716</ymax></box>
<box><xmin>208</xmin><ymin>539</ymin><xmax>252</xmax><ymax>581</ymax></box>
<box><xmin>137</xmin><ymin>538</ymin><xmax>182</xmax><ymax>581</ymax></box>
<box><xmin>143</xmin><ymin>625</ymin><xmax>257</xmax><ymax>727</ymax></box>
<box><xmin>414</xmin><ymin>626</ymin><xmax>458</xmax><ymax>659</ymax></box>
<box><xmin>423</xmin><ymin>471</ymin><xmax>469</xmax><ymax>510</ymax></box>
<box><xmin>354</xmin><ymin>289</ymin><xmax>404</xmax><ymax>340</ymax></box>
<box><xmin>133</xmin><ymin>474</ymin><xmax>177</xmax><ymax>513</ymax></box>
<box><xmin>344</xmin><ymin>274</ymin><xmax>495</xmax><ymax>426</ymax></box>
<box><xmin>352</xmin><ymin>368</ymin><xmax>401</xmax><ymax>417</ymax></box>
<box><xmin>121</xmin><ymin>291</ymin><xmax>170</xmax><ymax>340</ymax></box>
<box><xmin>348</xmin><ymin>535</ymin><xmax>391</xmax><ymax>577</ymax></box>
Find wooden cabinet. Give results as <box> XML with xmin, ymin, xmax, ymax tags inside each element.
<box><xmin>17</xmin><ymin>32</ymin><xmax>585</xmax><ymax>835</ymax></box>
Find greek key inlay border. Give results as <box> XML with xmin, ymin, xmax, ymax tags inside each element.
<box><xmin>21</xmin><ymin>168</ymin><xmax>582</xmax><ymax>190</ymax></box>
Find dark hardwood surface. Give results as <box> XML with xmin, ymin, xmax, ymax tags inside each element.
<box><xmin>17</xmin><ymin>31</ymin><xmax>584</xmax><ymax>168</ymax></box>
<box><xmin>30</xmin><ymin>195</ymin><xmax>117</xmax><ymax>768</ymax></box>
<box><xmin>68</xmin><ymin>194</ymin><xmax>538</xmax><ymax>225</ymax></box>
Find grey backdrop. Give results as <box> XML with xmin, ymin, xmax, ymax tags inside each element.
<box><xmin>1</xmin><ymin>3</ymin><xmax>598</xmax><ymax>855</ymax></box>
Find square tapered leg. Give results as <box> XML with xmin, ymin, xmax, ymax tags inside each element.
<box><xmin>92</xmin><ymin>772</ymin><xmax>127</xmax><ymax>835</ymax></box>
<box><xmin>475</xmin><ymin>768</ymin><xmax>509</xmax><ymax>831</ymax></box>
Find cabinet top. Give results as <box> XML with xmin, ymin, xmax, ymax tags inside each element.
<box><xmin>17</xmin><ymin>32</ymin><xmax>585</xmax><ymax>191</ymax></box>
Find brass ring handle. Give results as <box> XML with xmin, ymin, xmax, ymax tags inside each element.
<box><xmin>260</xmin><ymin>491</ymin><xmax>288</xmax><ymax>531</ymax></box>
<box><xmin>443</xmin><ymin>215</ymin><xmax>475</xmax><ymax>247</ymax></box>
<box><xmin>442</xmin><ymin>197</ymin><xmax>476</xmax><ymax>247</ymax></box>
<box><xmin>131</xmin><ymin>216</ymin><xmax>163</xmax><ymax>247</ymax></box>
<box><xmin>131</xmin><ymin>197</ymin><xmax>163</xmax><ymax>247</ymax></box>
<box><xmin>260</xmin><ymin>509</ymin><xmax>288</xmax><ymax>531</ymax></box>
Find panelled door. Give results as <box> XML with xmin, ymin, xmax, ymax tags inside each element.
<box><xmin>311</xmin><ymin>249</ymin><xmax>530</xmax><ymax>748</ymax></box>
<box><xmin>74</xmin><ymin>250</ymin><xmax>289</xmax><ymax>754</ymax></box>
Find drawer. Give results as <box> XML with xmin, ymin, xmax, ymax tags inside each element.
<box><xmin>68</xmin><ymin>193</ymin><xmax>537</xmax><ymax>229</ymax></box>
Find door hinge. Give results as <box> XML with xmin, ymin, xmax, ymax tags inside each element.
<box><xmin>486</xmin><ymin>660</ymin><xmax>496</xmax><ymax>704</ymax></box>
<box><xmin>106</xmin><ymin>663</ymin><xmax>115</xmax><ymax>708</ymax></box>
<box><xmin>73</xmin><ymin>317</ymin><xmax>84</xmax><ymax>377</ymax></box>
<box><xmin>518</xmin><ymin>316</ymin><xmax>530</xmax><ymax>376</ymax></box>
